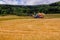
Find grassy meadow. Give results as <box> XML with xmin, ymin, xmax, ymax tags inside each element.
<box><xmin>0</xmin><ymin>14</ymin><xmax>60</xmax><ymax>40</ymax></box>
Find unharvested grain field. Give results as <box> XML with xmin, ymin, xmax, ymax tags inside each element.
<box><xmin>0</xmin><ymin>14</ymin><xmax>60</xmax><ymax>40</ymax></box>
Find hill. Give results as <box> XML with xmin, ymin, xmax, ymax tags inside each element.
<box><xmin>49</xmin><ymin>1</ymin><xmax>60</xmax><ymax>6</ymax></box>
<box><xmin>0</xmin><ymin>1</ymin><xmax>60</xmax><ymax>16</ymax></box>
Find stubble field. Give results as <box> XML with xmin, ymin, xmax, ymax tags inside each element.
<box><xmin>0</xmin><ymin>18</ymin><xmax>60</xmax><ymax>40</ymax></box>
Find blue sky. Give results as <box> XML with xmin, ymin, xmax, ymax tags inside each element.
<box><xmin>0</xmin><ymin>0</ymin><xmax>60</xmax><ymax>5</ymax></box>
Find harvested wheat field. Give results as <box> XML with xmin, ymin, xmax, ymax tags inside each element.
<box><xmin>0</xmin><ymin>18</ymin><xmax>60</xmax><ymax>40</ymax></box>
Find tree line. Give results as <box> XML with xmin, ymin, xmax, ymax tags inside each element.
<box><xmin>0</xmin><ymin>1</ymin><xmax>60</xmax><ymax>16</ymax></box>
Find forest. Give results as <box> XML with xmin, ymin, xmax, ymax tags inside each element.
<box><xmin>0</xmin><ymin>1</ymin><xmax>60</xmax><ymax>16</ymax></box>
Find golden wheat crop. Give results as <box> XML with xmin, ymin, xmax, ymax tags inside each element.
<box><xmin>0</xmin><ymin>19</ymin><xmax>60</xmax><ymax>40</ymax></box>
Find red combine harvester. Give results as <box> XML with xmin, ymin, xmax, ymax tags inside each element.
<box><xmin>33</xmin><ymin>13</ymin><xmax>45</xmax><ymax>18</ymax></box>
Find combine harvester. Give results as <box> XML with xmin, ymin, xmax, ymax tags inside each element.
<box><xmin>33</xmin><ymin>12</ymin><xmax>45</xmax><ymax>18</ymax></box>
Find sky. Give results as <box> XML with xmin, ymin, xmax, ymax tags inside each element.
<box><xmin>0</xmin><ymin>0</ymin><xmax>60</xmax><ymax>5</ymax></box>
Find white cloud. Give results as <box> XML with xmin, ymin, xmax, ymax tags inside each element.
<box><xmin>2</xmin><ymin>0</ymin><xmax>18</xmax><ymax>5</ymax></box>
<box><xmin>0</xmin><ymin>0</ymin><xmax>6</xmax><ymax>4</ymax></box>
<box><xmin>47</xmin><ymin>0</ymin><xmax>60</xmax><ymax>3</ymax></box>
<box><xmin>18</xmin><ymin>0</ymin><xmax>60</xmax><ymax>5</ymax></box>
<box><xmin>0</xmin><ymin>0</ymin><xmax>60</xmax><ymax>5</ymax></box>
<box><xmin>19</xmin><ymin>0</ymin><xmax>49</xmax><ymax>5</ymax></box>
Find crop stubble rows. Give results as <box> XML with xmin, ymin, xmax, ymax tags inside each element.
<box><xmin>0</xmin><ymin>19</ymin><xmax>60</xmax><ymax>40</ymax></box>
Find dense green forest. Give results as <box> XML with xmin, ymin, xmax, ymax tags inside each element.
<box><xmin>0</xmin><ymin>1</ymin><xmax>60</xmax><ymax>16</ymax></box>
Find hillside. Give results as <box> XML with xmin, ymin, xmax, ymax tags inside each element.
<box><xmin>49</xmin><ymin>1</ymin><xmax>60</xmax><ymax>6</ymax></box>
<box><xmin>0</xmin><ymin>1</ymin><xmax>60</xmax><ymax>16</ymax></box>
